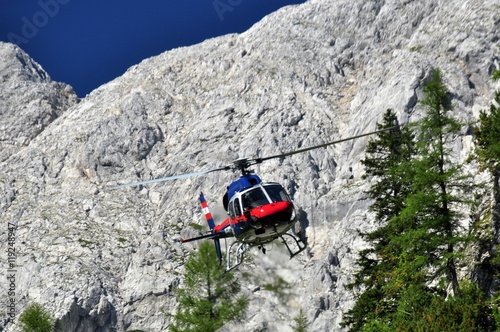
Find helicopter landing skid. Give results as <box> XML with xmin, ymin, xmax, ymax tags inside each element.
<box><xmin>224</xmin><ymin>233</ymin><xmax>306</xmax><ymax>271</ymax></box>
<box><xmin>226</xmin><ymin>241</ymin><xmax>249</xmax><ymax>271</ymax></box>
<box><xmin>279</xmin><ymin>232</ymin><xmax>307</xmax><ymax>259</ymax></box>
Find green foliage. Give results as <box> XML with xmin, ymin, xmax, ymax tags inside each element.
<box><xmin>18</xmin><ymin>302</ymin><xmax>54</xmax><ymax>332</ymax></box>
<box><xmin>474</xmin><ymin>90</ymin><xmax>500</xmax><ymax>175</ymax></box>
<box><xmin>491</xmin><ymin>302</ymin><xmax>500</xmax><ymax>328</ymax></box>
<box><xmin>77</xmin><ymin>238</ymin><xmax>96</xmax><ymax>249</ymax></box>
<box><xmin>361</xmin><ymin>109</ymin><xmax>416</xmax><ymax>222</ymax></box>
<box><xmin>360</xmin><ymin>282</ymin><xmax>494</xmax><ymax>332</ymax></box>
<box><xmin>492</xmin><ymin>69</ymin><xmax>500</xmax><ymax>81</ymax></box>
<box><xmin>189</xmin><ymin>223</ymin><xmax>205</xmax><ymax>232</ymax></box>
<box><xmin>344</xmin><ymin>69</ymin><xmax>483</xmax><ymax>331</ymax></box>
<box><xmin>391</xmin><ymin>282</ymin><xmax>493</xmax><ymax>332</ymax></box>
<box><xmin>473</xmin><ymin>68</ymin><xmax>500</xmax><ymax>330</ymax></box>
<box><xmin>400</xmin><ymin>69</ymin><xmax>471</xmax><ymax>295</ymax></box>
<box><xmin>359</xmin><ymin>319</ymin><xmax>392</xmax><ymax>332</ymax></box>
<box><xmin>343</xmin><ymin>109</ymin><xmax>416</xmax><ymax>330</ymax></box>
<box><xmin>263</xmin><ymin>276</ymin><xmax>290</xmax><ymax>302</ymax></box>
<box><xmin>292</xmin><ymin>308</ymin><xmax>310</xmax><ymax>332</ymax></box>
<box><xmin>169</xmin><ymin>241</ymin><xmax>248</xmax><ymax>332</ymax></box>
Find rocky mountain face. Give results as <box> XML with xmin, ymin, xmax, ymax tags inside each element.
<box><xmin>0</xmin><ymin>43</ymin><xmax>78</xmax><ymax>163</ymax></box>
<box><xmin>1</xmin><ymin>0</ymin><xmax>498</xmax><ymax>331</ymax></box>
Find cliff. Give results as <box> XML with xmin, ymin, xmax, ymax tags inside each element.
<box><xmin>1</xmin><ymin>0</ymin><xmax>499</xmax><ymax>331</ymax></box>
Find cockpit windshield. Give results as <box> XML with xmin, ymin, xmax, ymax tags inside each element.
<box><xmin>241</xmin><ymin>187</ymin><xmax>269</xmax><ymax>211</ymax></box>
<box><xmin>263</xmin><ymin>184</ymin><xmax>291</xmax><ymax>202</ymax></box>
<box><xmin>240</xmin><ymin>184</ymin><xmax>291</xmax><ymax>211</ymax></box>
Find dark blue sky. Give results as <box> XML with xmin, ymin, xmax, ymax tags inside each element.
<box><xmin>0</xmin><ymin>1</ymin><xmax>305</xmax><ymax>97</ymax></box>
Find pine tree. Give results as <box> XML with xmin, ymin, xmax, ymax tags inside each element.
<box><xmin>388</xmin><ymin>69</ymin><xmax>479</xmax><ymax>329</ymax></box>
<box><xmin>292</xmin><ymin>308</ymin><xmax>310</xmax><ymax>332</ymax></box>
<box><xmin>475</xmin><ymin>90</ymin><xmax>500</xmax><ymax>175</ymax></box>
<box><xmin>474</xmin><ymin>69</ymin><xmax>500</xmax><ymax>206</ymax></box>
<box><xmin>492</xmin><ymin>69</ymin><xmax>500</xmax><ymax>82</ymax></box>
<box><xmin>473</xmin><ymin>69</ymin><xmax>500</xmax><ymax>315</ymax></box>
<box><xmin>18</xmin><ymin>302</ymin><xmax>55</xmax><ymax>332</ymax></box>
<box><xmin>405</xmin><ymin>69</ymin><xmax>464</xmax><ymax>292</ymax></box>
<box><xmin>344</xmin><ymin>70</ymin><xmax>485</xmax><ymax>331</ymax></box>
<box><xmin>342</xmin><ymin>109</ymin><xmax>416</xmax><ymax>330</ymax></box>
<box><xmin>361</xmin><ymin>109</ymin><xmax>416</xmax><ymax>222</ymax></box>
<box><xmin>169</xmin><ymin>241</ymin><xmax>248</xmax><ymax>332</ymax></box>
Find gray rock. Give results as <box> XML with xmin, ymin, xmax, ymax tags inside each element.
<box><xmin>0</xmin><ymin>0</ymin><xmax>498</xmax><ymax>331</ymax></box>
<box><xmin>0</xmin><ymin>42</ymin><xmax>78</xmax><ymax>162</ymax></box>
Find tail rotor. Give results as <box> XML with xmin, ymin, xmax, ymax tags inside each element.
<box><xmin>199</xmin><ymin>192</ymin><xmax>223</xmax><ymax>262</ymax></box>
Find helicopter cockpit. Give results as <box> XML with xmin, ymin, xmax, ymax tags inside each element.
<box><xmin>228</xmin><ymin>183</ymin><xmax>292</xmax><ymax>218</ymax></box>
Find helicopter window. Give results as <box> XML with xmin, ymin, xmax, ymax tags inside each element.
<box><xmin>228</xmin><ymin>198</ymin><xmax>242</xmax><ymax>218</ymax></box>
<box><xmin>234</xmin><ymin>198</ymin><xmax>242</xmax><ymax>216</ymax></box>
<box><xmin>263</xmin><ymin>184</ymin><xmax>291</xmax><ymax>202</ymax></box>
<box><xmin>234</xmin><ymin>198</ymin><xmax>241</xmax><ymax>216</ymax></box>
<box><xmin>228</xmin><ymin>201</ymin><xmax>235</xmax><ymax>218</ymax></box>
<box><xmin>241</xmin><ymin>187</ymin><xmax>269</xmax><ymax>210</ymax></box>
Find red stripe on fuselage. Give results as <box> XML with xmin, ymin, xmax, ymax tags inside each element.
<box><xmin>214</xmin><ymin>218</ymin><xmax>231</xmax><ymax>233</ymax></box>
<box><xmin>228</xmin><ymin>201</ymin><xmax>295</xmax><ymax>244</ymax></box>
<box><xmin>229</xmin><ymin>201</ymin><xmax>293</xmax><ymax>226</ymax></box>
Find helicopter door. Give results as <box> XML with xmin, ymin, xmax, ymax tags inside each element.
<box><xmin>229</xmin><ymin>198</ymin><xmax>242</xmax><ymax>218</ymax></box>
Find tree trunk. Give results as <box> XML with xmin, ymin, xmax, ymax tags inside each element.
<box><xmin>493</xmin><ymin>170</ymin><xmax>500</xmax><ymax>245</ymax></box>
<box><xmin>473</xmin><ymin>170</ymin><xmax>500</xmax><ymax>296</ymax></box>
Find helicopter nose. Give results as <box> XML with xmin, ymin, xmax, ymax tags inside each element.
<box><xmin>249</xmin><ymin>216</ymin><xmax>261</xmax><ymax>228</ymax></box>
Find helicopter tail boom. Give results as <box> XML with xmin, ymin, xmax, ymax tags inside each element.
<box><xmin>199</xmin><ymin>192</ymin><xmax>223</xmax><ymax>262</ymax></box>
<box><xmin>181</xmin><ymin>232</ymin><xmax>221</xmax><ymax>243</ymax></box>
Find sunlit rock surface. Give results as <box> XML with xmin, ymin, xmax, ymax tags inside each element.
<box><xmin>1</xmin><ymin>0</ymin><xmax>498</xmax><ymax>330</ymax></box>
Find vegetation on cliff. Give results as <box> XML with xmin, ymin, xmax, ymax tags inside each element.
<box><xmin>343</xmin><ymin>69</ymin><xmax>500</xmax><ymax>331</ymax></box>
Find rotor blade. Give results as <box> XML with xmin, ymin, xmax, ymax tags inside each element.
<box><xmin>111</xmin><ymin>165</ymin><xmax>231</xmax><ymax>189</ymax></box>
<box><xmin>254</xmin><ymin>126</ymin><xmax>399</xmax><ymax>164</ymax></box>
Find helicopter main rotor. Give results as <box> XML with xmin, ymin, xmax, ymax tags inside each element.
<box><xmin>111</xmin><ymin>126</ymin><xmax>398</xmax><ymax>189</ymax></box>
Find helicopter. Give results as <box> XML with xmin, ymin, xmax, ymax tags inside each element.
<box><xmin>112</xmin><ymin>127</ymin><xmax>396</xmax><ymax>270</ymax></box>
